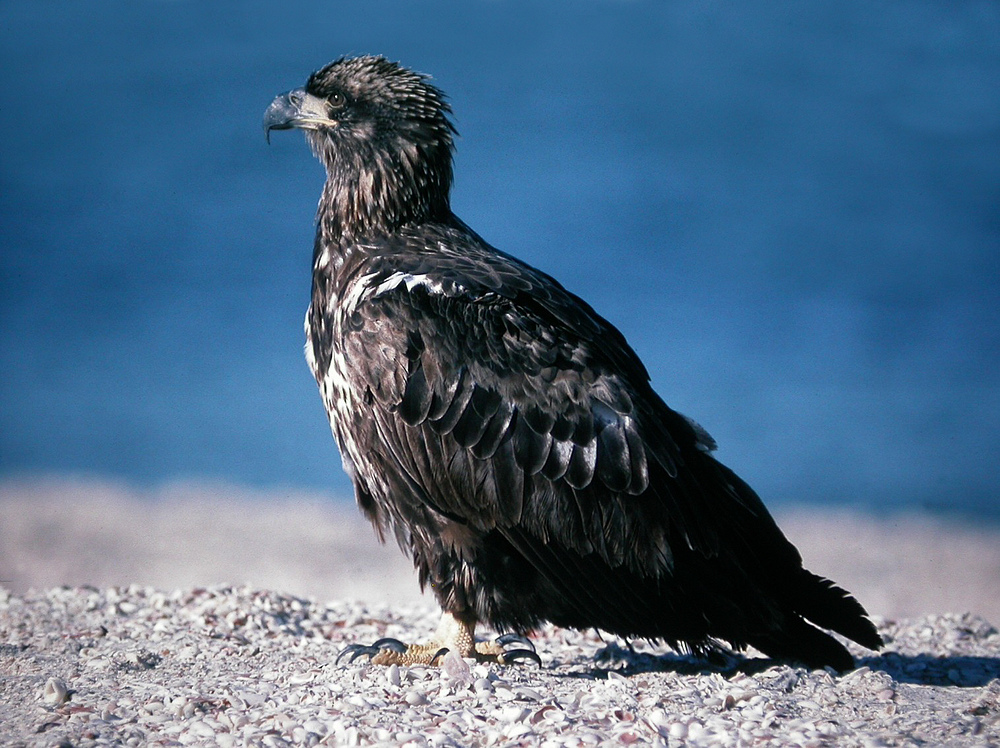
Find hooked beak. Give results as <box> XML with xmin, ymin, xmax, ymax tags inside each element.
<box><xmin>263</xmin><ymin>88</ymin><xmax>336</xmax><ymax>143</ymax></box>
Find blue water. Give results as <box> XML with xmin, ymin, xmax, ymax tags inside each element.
<box><xmin>2</xmin><ymin>0</ymin><xmax>998</xmax><ymax>517</ymax></box>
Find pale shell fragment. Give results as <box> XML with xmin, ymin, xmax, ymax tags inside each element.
<box><xmin>42</xmin><ymin>677</ymin><xmax>69</xmax><ymax>705</ymax></box>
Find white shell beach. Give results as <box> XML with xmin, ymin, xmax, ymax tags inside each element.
<box><xmin>2</xmin><ymin>478</ymin><xmax>999</xmax><ymax>745</ymax></box>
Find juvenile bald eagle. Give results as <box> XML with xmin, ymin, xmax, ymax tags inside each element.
<box><xmin>264</xmin><ymin>55</ymin><xmax>881</xmax><ymax>671</ymax></box>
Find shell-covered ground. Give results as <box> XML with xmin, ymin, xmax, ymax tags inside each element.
<box><xmin>2</xmin><ymin>481</ymin><xmax>999</xmax><ymax>745</ymax></box>
<box><xmin>2</xmin><ymin>584</ymin><xmax>998</xmax><ymax>747</ymax></box>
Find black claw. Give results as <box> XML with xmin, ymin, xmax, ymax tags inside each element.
<box><xmin>336</xmin><ymin>643</ymin><xmax>378</xmax><ymax>665</ymax></box>
<box><xmin>431</xmin><ymin>647</ymin><xmax>450</xmax><ymax>664</ymax></box>
<box><xmin>370</xmin><ymin>638</ymin><xmax>408</xmax><ymax>653</ymax></box>
<box><xmin>499</xmin><ymin>648</ymin><xmax>542</xmax><ymax>666</ymax></box>
<box><xmin>336</xmin><ymin>637</ymin><xmax>408</xmax><ymax>665</ymax></box>
<box><xmin>496</xmin><ymin>633</ymin><xmax>536</xmax><ymax>652</ymax></box>
<box><xmin>349</xmin><ymin>648</ymin><xmax>378</xmax><ymax>664</ymax></box>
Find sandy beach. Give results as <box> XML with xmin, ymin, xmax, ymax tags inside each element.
<box><xmin>2</xmin><ymin>477</ymin><xmax>999</xmax><ymax>745</ymax></box>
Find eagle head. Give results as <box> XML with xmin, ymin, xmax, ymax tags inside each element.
<box><xmin>264</xmin><ymin>55</ymin><xmax>456</xmax><ymax>236</ymax></box>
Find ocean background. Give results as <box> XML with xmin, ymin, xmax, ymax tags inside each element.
<box><xmin>1</xmin><ymin>0</ymin><xmax>997</xmax><ymax>519</ymax></box>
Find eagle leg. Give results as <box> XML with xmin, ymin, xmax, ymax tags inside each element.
<box><xmin>336</xmin><ymin>611</ymin><xmax>541</xmax><ymax>666</ymax></box>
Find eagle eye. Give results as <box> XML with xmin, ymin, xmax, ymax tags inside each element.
<box><xmin>328</xmin><ymin>91</ymin><xmax>347</xmax><ymax>110</ymax></box>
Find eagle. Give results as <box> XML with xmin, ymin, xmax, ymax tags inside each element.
<box><xmin>263</xmin><ymin>55</ymin><xmax>881</xmax><ymax>671</ymax></box>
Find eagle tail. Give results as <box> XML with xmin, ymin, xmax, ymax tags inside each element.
<box><xmin>751</xmin><ymin>568</ymin><xmax>881</xmax><ymax>671</ymax></box>
<box><xmin>748</xmin><ymin>615</ymin><xmax>856</xmax><ymax>672</ymax></box>
<box><xmin>792</xmin><ymin>569</ymin><xmax>882</xmax><ymax>649</ymax></box>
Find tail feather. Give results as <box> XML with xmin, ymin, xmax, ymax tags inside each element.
<box><xmin>706</xmin><ymin>458</ymin><xmax>882</xmax><ymax>660</ymax></box>
<box><xmin>749</xmin><ymin>567</ymin><xmax>882</xmax><ymax>671</ymax></box>
<box><xmin>792</xmin><ymin>570</ymin><xmax>882</xmax><ymax>651</ymax></box>
<box><xmin>749</xmin><ymin>615</ymin><xmax>857</xmax><ymax>672</ymax></box>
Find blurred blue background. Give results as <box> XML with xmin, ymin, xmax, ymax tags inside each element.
<box><xmin>1</xmin><ymin>0</ymin><xmax>998</xmax><ymax>517</ymax></box>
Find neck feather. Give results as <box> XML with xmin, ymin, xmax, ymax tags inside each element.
<box><xmin>310</xmin><ymin>133</ymin><xmax>452</xmax><ymax>249</ymax></box>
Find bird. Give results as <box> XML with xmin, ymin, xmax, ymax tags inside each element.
<box><xmin>263</xmin><ymin>55</ymin><xmax>882</xmax><ymax>671</ymax></box>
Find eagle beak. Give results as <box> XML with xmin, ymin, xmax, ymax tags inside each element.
<box><xmin>263</xmin><ymin>88</ymin><xmax>335</xmax><ymax>143</ymax></box>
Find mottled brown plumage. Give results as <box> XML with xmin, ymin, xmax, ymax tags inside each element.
<box><xmin>264</xmin><ymin>55</ymin><xmax>881</xmax><ymax>670</ymax></box>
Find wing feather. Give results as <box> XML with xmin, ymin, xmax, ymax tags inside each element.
<box><xmin>429</xmin><ymin>367</ymin><xmax>475</xmax><ymax>435</ymax></box>
<box><xmin>490</xmin><ymin>436</ymin><xmax>524</xmax><ymax>524</ymax></box>
<box><xmin>511</xmin><ymin>411</ymin><xmax>553</xmax><ymax>476</ymax></box>
<box><xmin>471</xmin><ymin>402</ymin><xmax>514</xmax><ymax>459</ymax></box>
<box><xmin>399</xmin><ymin>361</ymin><xmax>433</xmax><ymax>425</ymax></box>
<box><xmin>540</xmin><ymin>438</ymin><xmax>573</xmax><ymax>482</ymax></box>
<box><xmin>339</xmin><ymin>234</ymin><xmax>730</xmax><ymax>580</ymax></box>
<box><xmin>596</xmin><ymin>418</ymin><xmax>631</xmax><ymax>492</ymax></box>
<box><xmin>565</xmin><ymin>439</ymin><xmax>597</xmax><ymax>490</ymax></box>
<box><xmin>451</xmin><ymin>384</ymin><xmax>500</xmax><ymax>448</ymax></box>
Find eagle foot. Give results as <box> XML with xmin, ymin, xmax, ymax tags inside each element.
<box><xmin>336</xmin><ymin>613</ymin><xmax>541</xmax><ymax>667</ymax></box>
<box><xmin>336</xmin><ymin>634</ymin><xmax>540</xmax><ymax>666</ymax></box>
<box><xmin>336</xmin><ymin>637</ymin><xmax>413</xmax><ymax>665</ymax></box>
<box><xmin>476</xmin><ymin>633</ymin><xmax>541</xmax><ymax>666</ymax></box>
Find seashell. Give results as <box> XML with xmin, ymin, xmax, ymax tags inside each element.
<box><xmin>42</xmin><ymin>677</ymin><xmax>69</xmax><ymax>705</ymax></box>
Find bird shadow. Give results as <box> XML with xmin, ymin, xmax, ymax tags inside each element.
<box><xmin>555</xmin><ymin>642</ymin><xmax>1000</xmax><ymax>688</ymax></box>
<box><xmin>858</xmin><ymin>651</ymin><xmax>1000</xmax><ymax>688</ymax></box>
